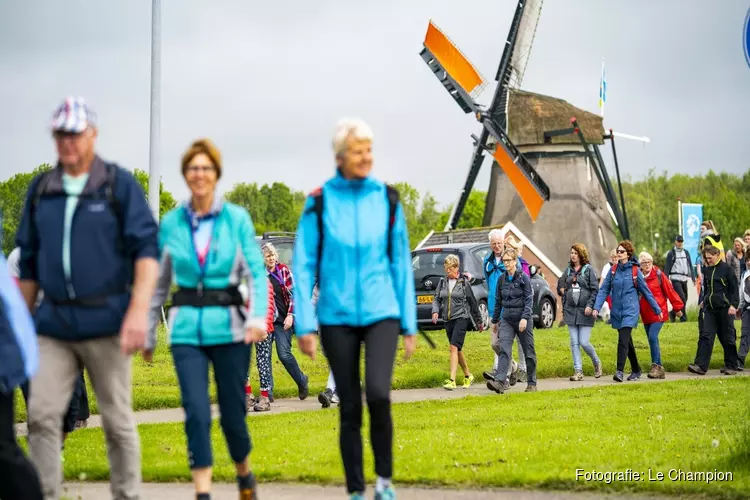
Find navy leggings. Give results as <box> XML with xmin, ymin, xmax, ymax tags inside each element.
<box><xmin>172</xmin><ymin>342</ymin><xmax>251</xmax><ymax>469</ymax></box>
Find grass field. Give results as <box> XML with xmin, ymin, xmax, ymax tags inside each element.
<box><xmin>14</xmin><ymin>319</ymin><xmax>739</xmax><ymax>423</ymax></box>
<box><xmin>54</xmin><ymin>377</ymin><xmax>750</xmax><ymax>499</ymax></box>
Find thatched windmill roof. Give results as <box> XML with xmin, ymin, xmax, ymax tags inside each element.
<box><xmin>507</xmin><ymin>89</ymin><xmax>604</xmax><ymax>146</ymax></box>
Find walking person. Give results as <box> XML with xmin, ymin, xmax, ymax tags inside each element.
<box><xmin>262</xmin><ymin>242</ymin><xmax>309</xmax><ymax>401</ymax></box>
<box><xmin>481</xmin><ymin>230</ymin><xmax>524</xmax><ymax>385</ymax></box>
<box><xmin>487</xmin><ymin>247</ymin><xmax>538</xmax><ymax>393</ymax></box>
<box><xmin>557</xmin><ymin>244</ymin><xmax>602</xmax><ymax>381</ymax></box>
<box><xmin>687</xmin><ymin>245</ymin><xmax>741</xmax><ymax>376</ymax></box>
<box><xmin>592</xmin><ymin>240</ymin><xmax>661</xmax><ymax>382</ymax></box>
<box><xmin>0</xmin><ymin>252</ymin><xmax>43</xmax><ymax>500</ymax></box>
<box><xmin>726</xmin><ymin>238</ymin><xmax>745</xmax><ymax>283</ymax></box>
<box><xmin>292</xmin><ymin>118</ymin><xmax>418</xmax><ymax>500</ymax></box>
<box><xmin>431</xmin><ymin>254</ymin><xmax>482</xmax><ymax>390</ymax></box>
<box><xmin>665</xmin><ymin>235</ymin><xmax>695</xmax><ymax>322</ymax></box>
<box><xmin>16</xmin><ymin>97</ymin><xmax>159</xmax><ymax>500</ymax></box>
<box><xmin>244</xmin><ymin>277</ymin><xmax>277</xmax><ymax>412</ymax></box>
<box><xmin>738</xmin><ymin>253</ymin><xmax>750</xmax><ymax>369</ymax></box>
<box><xmin>146</xmin><ymin>138</ymin><xmax>268</xmax><ymax>499</ymax></box>
<box><xmin>700</xmin><ymin>221</ymin><xmax>724</xmax><ymax>260</ymax></box>
<box><xmin>637</xmin><ymin>252</ymin><xmax>684</xmax><ymax>379</ymax></box>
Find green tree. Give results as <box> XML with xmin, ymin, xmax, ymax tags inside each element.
<box><xmin>225</xmin><ymin>182</ymin><xmax>268</xmax><ymax>233</ymax></box>
<box><xmin>132</xmin><ymin>169</ymin><xmax>177</xmax><ymax>220</ymax></box>
<box><xmin>0</xmin><ymin>164</ymin><xmax>53</xmax><ymax>255</ymax></box>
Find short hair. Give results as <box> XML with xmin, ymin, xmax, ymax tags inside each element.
<box><xmin>502</xmin><ymin>248</ymin><xmax>518</xmax><ymax>260</ymax></box>
<box><xmin>638</xmin><ymin>251</ymin><xmax>654</xmax><ymax>263</ymax></box>
<box><xmin>181</xmin><ymin>138</ymin><xmax>222</xmax><ymax>179</ymax></box>
<box><xmin>332</xmin><ymin>118</ymin><xmax>374</xmax><ymax>157</ymax></box>
<box><xmin>701</xmin><ymin>220</ymin><xmax>717</xmax><ymax>233</ymax></box>
<box><xmin>609</xmin><ymin>249</ymin><xmax>618</xmax><ymax>259</ymax></box>
<box><xmin>617</xmin><ymin>240</ymin><xmax>635</xmax><ymax>258</ymax></box>
<box><xmin>261</xmin><ymin>242</ymin><xmax>278</xmax><ymax>260</ymax></box>
<box><xmin>744</xmin><ymin>229</ymin><xmax>750</xmax><ymax>238</ymax></box>
<box><xmin>571</xmin><ymin>243</ymin><xmax>590</xmax><ymax>265</ymax></box>
<box><xmin>703</xmin><ymin>245</ymin><xmax>721</xmax><ymax>257</ymax></box>
<box><xmin>443</xmin><ymin>254</ymin><xmax>460</xmax><ymax>269</ymax></box>
<box><xmin>488</xmin><ymin>228</ymin><xmax>505</xmax><ymax>242</ymax></box>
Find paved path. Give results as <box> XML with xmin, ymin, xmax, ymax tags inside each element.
<box><xmin>61</xmin><ymin>481</ymin><xmax>674</xmax><ymax>500</ymax></box>
<box><xmin>16</xmin><ymin>368</ymin><xmax>747</xmax><ymax>437</ymax></box>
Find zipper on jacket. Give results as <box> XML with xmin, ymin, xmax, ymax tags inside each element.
<box><xmin>709</xmin><ymin>266</ymin><xmax>716</xmax><ymax>309</ymax></box>
<box><xmin>65</xmin><ymin>199</ymin><xmax>82</xmax><ymax>299</ymax></box>
<box><xmin>353</xmin><ymin>186</ymin><xmax>362</xmax><ymax>324</ymax></box>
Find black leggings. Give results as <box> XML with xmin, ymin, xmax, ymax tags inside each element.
<box><xmin>617</xmin><ymin>327</ymin><xmax>641</xmax><ymax>373</ymax></box>
<box><xmin>320</xmin><ymin>319</ymin><xmax>400</xmax><ymax>494</ymax></box>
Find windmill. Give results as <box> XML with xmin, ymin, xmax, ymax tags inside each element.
<box><xmin>418</xmin><ymin>0</ymin><xmax>642</xmax><ymax>269</ymax></box>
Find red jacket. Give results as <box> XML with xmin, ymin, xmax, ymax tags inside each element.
<box><xmin>639</xmin><ymin>266</ymin><xmax>684</xmax><ymax>324</ymax></box>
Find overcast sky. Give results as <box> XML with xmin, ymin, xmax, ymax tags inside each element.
<box><xmin>1</xmin><ymin>0</ymin><xmax>748</xmax><ymax>206</ymax></box>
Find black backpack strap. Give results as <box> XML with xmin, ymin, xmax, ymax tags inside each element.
<box><xmin>385</xmin><ymin>184</ymin><xmax>400</xmax><ymax>262</ymax></box>
<box><xmin>103</xmin><ymin>163</ymin><xmax>125</xmax><ymax>254</ymax></box>
<box><xmin>310</xmin><ymin>188</ymin><xmax>324</xmax><ymax>281</ymax></box>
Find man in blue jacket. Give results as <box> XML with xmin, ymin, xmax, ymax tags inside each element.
<box><xmin>0</xmin><ymin>253</ymin><xmax>43</xmax><ymax>499</ymax></box>
<box><xmin>15</xmin><ymin>97</ymin><xmax>159</xmax><ymax>499</ymax></box>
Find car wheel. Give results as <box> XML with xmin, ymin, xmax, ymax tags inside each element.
<box><xmin>478</xmin><ymin>300</ymin><xmax>490</xmax><ymax>331</ymax></box>
<box><xmin>539</xmin><ymin>297</ymin><xmax>554</xmax><ymax>329</ymax></box>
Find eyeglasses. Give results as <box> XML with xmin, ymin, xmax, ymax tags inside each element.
<box><xmin>616</xmin><ymin>249</ymin><xmax>627</xmax><ymax>254</ymax></box>
<box><xmin>502</xmin><ymin>259</ymin><xmax>514</xmax><ymax>263</ymax></box>
<box><xmin>640</xmin><ymin>261</ymin><xmax>652</xmax><ymax>265</ymax></box>
<box><xmin>186</xmin><ymin>165</ymin><xmax>215</xmax><ymax>175</ymax></box>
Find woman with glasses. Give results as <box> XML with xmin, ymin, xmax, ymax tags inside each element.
<box><xmin>558</xmin><ymin>243</ymin><xmax>601</xmax><ymax>381</ymax></box>
<box><xmin>487</xmin><ymin>247</ymin><xmax>537</xmax><ymax>393</ymax></box>
<box><xmin>637</xmin><ymin>252</ymin><xmax>684</xmax><ymax>379</ymax></box>
<box><xmin>146</xmin><ymin>138</ymin><xmax>268</xmax><ymax>500</ymax></box>
<box><xmin>592</xmin><ymin>241</ymin><xmax>661</xmax><ymax>382</ymax></box>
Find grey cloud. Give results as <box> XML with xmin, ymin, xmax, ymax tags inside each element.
<box><xmin>1</xmin><ymin>0</ymin><xmax>748</xmax><ymax>205</ymax></box>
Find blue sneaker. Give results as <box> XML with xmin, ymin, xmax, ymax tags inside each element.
<box><xmin>350</xmin><ymin>493</ymin><xmax>365</xmax><ymax>500</ymax></box>
<box><xmin>375</xmin><ymin>486</ymin><xmax>396</xmax><ymax>500</ymax></box>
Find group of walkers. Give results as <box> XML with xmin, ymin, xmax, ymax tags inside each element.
<box><xmin>0</xmin><ymin>99</ymin><xmax>416</xmax><ymax>500</ymax></box>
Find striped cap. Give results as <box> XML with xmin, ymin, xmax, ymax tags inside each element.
<box><xmin>51</xmin><ymin>96</ymin><xmax>96</xmax><ymax>133</ymax></box>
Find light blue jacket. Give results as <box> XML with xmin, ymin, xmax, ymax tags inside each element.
<box><xmin>0</xmin><ymin>254</ymin><xmax>38</xmax><ymax>392</ymax></box>
<box><xmin>292</xmin><ymin>172</ymin><xmax>417</xmax><ymax>335</ymax></box>
<box><xmin>593</xmin><ymin>257</ymin><xmax>661</xmax><ymax>329</ymax></box>
<box><xmin>147</xmin><ymin>199</ymin><xmax>268</xmax><ymax>348</ymax></box>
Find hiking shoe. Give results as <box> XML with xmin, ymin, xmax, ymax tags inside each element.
<box><xmin>486</xmin><ymin>380</ymin><xmax>504</xmax><ymax>394</ymax></box>
<box><xmin>613</xmin><ymin>371</ymin><xmax>624</xmax><ymax>382</ymax></box>
<box><xmin>298</xmin><ymin>377</ymin><xmax>309</xmax><ymax>400</ymax></box>
<box><xmin>482</xmin><ymin>370</ymin><xmax>497</xmax><ymax>381</ymax></box>
<box><xmin>443</xmin><ymin>379</ymin><xmax>457</xmax><ymax>390</ymax></box>
<box><xmin>318</xmin><ymin>389</ymin><xmax>333</xmax><ymax>408</ymax></box>
<box><xmin>75</xmin><ymin>419</ymin><xmax>88</xmax><ymax>429</ymax></box>
<box><xmin>350</xmin><ymin>493</ymin><xmax>365</xmax><ymax>500</ymax></box>
<box><xmin>525</xmin><ymin>384</ymin><xmax>537</xmax><ymax>393</ymax></box>
<box><xmin>687</xmin><ymin>364</ymin><xmax>706</xmax><ymax>375</ymax></box>
<box><xmin>594</xmin><ymin>363</ymin><xmax>602</xmax><ymax>378</ymax></box>
<box><xmin>462</xmin><ymin>373</ymin><xmax>475</xmax><ymax>388</ymax></box>
<box><xmin>627</xmin><ymin>371</ymin><xmax>642</xmax><ymax>381</ymax></box>
<box><xmin>647</xmin><ymin>364</ymin><xmax>659</xmax><ymax>379</ymax></box>
<box><xmin>508</xmin><ymin>367</ymin><xmax>518</xmax><ymax>386</ymax></box>
<box><xmin>657</xmin><ymin>365</ymin><xmax>666</xmax><ymax>378</ymax></box>
<box><xmin>375</xmin><ymin>486</ymin><xmax>396</xmax><ymax>500</ymax></box>
<box><xmin>569</xmin><ymin>371</ymin><xmax>583</xmax><ymax>381</ymax></box>
<box><xmin>245</xmin><ymin>393</ymin><xmax>255</xmax><ymax>412</ymax></box>
<box><xmin>253</xmin><ymin>396</ymin><xmax>271</xmax><ymax>412</ymax></box>
<box><xmin>240</xmin><ymin>487</ymin><xmax>257</xmax><ymax>500</ymax></box>
<box><xmin>720</xmin><ymin>367</ymin><xmax>738</xmax><ymax>375</ymax></box>
<box><xmin>517</xmin><ymin>370</ymin><xmax>528</xmax><ymax>383</ymax></box>
<box><xmin>331</xmin><ymin>391</ymin><xmax>340</xmax><ymax>404</ymax></box>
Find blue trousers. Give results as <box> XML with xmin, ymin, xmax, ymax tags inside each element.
<box><xmin>172</xmin><ymin>342</ymin><xmax>251</xmax><ymax>469</ymax></box>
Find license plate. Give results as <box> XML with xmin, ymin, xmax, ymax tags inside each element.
<box><xmin>417</xmin><ymin>295</ymin><xmax>433</xmax><ymax>304</ymax></box>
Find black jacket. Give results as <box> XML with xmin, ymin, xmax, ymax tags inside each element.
<box><xmin>665</xmin><ymin>247</ymin><xmax>695</xmax><ymax>283</ymax></box>
<box><xmin>699</xmin><ymin>261</ymin><xmax>739</xmax><ymax>310</ymax></box>
<box><xmin>491</xmin><ymin>269</ymin><xmax>533</xmax><ymax>323</ymax></box>
<box><xmin>557</xmin><ymin>263</ymin><xmax>599</xmax><ymax>327</ymax></box>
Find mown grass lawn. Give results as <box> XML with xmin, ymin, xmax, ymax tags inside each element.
<box><xmin>14</xmin><ymin>319</ymin><xmax>738</xmax><ymax>422</ymax></box>
<box><xmin>54</xmin><ymin>377</ymin><xmax>750</xmax><ymax>499</ymax></box>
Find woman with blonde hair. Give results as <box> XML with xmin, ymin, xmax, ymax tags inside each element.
<box><xmin>726</xmin><ymin>237</ymin><xmax>746</xmax><ymax>283</ymax></box>
<box><xmin>558</xmin><ymin>243</ymin><xmax>601</xmax><ymax>381</ymax></box>
<box><xmin>431</xmin><ymin>254</ymin><xmax>483</xmax><ymax>390</ymax></box>
<box><xmin>147</xmin><ymin>138</ymin><xmax>269</xmax><ymax>499</ymax></box>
